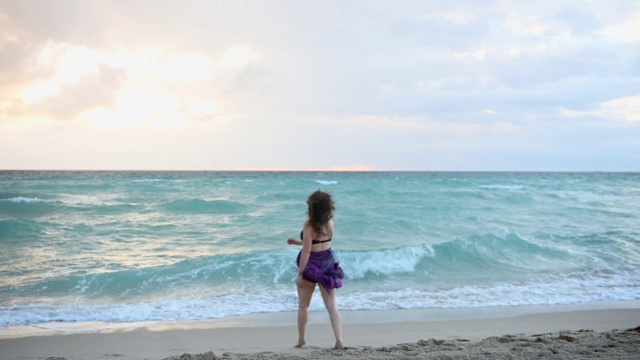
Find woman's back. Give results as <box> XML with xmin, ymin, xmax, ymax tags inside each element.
<box><xmin>302</xmin><ymin>220</ymin><xmax>334</xmax><ymax>252</ymax></box>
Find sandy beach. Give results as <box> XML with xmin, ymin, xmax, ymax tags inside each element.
<box><xmin>1</xmin><ymin>302</ymin><xmax>639</xmax><ymax>360</ymax></box>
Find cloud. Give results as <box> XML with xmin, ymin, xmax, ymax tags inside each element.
<box><xmin>390</xmin><ymin>15</ymin><xmax>490</xmax><ymax>49</ymax></box>
<box><xmin>555</xmin><ymin>6</ymin><xmax>602</xmax><ymax>35</ymax></box>
<box><xmin>1</xmin><ymin>42</ymin><xmax>129</xmax><ymax>121</ymax></box>
<box><xmin>600</xmin><ymin>11</ymin><xmax>640</xmax><ymax>42</ymax></box>
<box><xmin>0</xmin><ymin>0</ymin><xmax>104</xmax><ymax>45</ymax></box>
<box><xmin>563</xmin><ymin>95</ymin><xmax>640</xmax><ymax>122</ymax></box>
<box><xmin>1</xmin><ymin>40</ymin><xmax>235</xmax><ymax>126</ymax></box>
<box><xmin>602</xmin><ymin>95</ymin><xmax>640</xmax><ymax>121</ymax></box>
<box><xmin>24</xmin><ymin>64</ymin><xmax>127</xmax><ymax>120</ymax></box>
<box><xmin>219</xmin><ymin>46</ymin><xmax>261</xmax><ymax>70</ymax></box>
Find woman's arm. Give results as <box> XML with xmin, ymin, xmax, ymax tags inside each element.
<box><xmin>297</xmin><ymin>222</ymin><xmax>313</xmax><ymax>277</ymax></box>
<box><xmin>287</xmin><ymin>238</ymin><xmax>302</xmax><ymax>246</ymax></box>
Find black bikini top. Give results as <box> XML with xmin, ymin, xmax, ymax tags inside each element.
<box><xmin>300</xmin><ymin>230</ymin><xmax>332</xmax><ymax>245</ymax></box>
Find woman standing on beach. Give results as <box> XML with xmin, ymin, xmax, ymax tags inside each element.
<box><xmin>287</xmin><ymin>190</ymin><xmax>344</xmax><ymax>349</ymax></box>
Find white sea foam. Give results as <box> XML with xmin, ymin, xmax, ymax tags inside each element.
<box><xmin>0</xmin><ymin>293</ymin><xmax>298</xmax><ymax>327</ymax></box>
<box><xmin>2</xmin><ymin>266</ymin><xmax>639</xmax><ymax>327</ymax></box>
<box><xmin>56</xmin><ymin>193</ymin><xmax>123</xmax><ymax>207</ymax></box>
<box><xmin>133</xmin><ymin>179</ymin><xmax>168</xmax><ymax>182</ymax></box>
<box><xmin>1</xmin><ymin>197</ymin><xmax>56</xmax><ymax>203</ymax></box>
<box><xmin>315</xmin><ymin>180</ymin><xmax>338</xmax><ymax>185</ymax></box>
<box><xmin>479</xmin><ymin>184</ymin><xmax>526</xmax><ymax>190</ymax></box>
<box><xmin>340</xmin><ymin>245</ymin><xmax>435</xmax><ymax>279</ymax></box>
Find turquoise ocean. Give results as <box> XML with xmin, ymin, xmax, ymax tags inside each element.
<box><xmin>1</xmin><ymin>171</ymin><xmax>639</xmax><ymax>328</ymax></box>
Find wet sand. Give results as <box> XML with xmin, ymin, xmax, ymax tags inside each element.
<box><xmin>1</xmin><ymin>304</ymin><xmax>639</xmax><ymax>360</ymax></box>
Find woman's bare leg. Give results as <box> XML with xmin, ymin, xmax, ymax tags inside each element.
<box><xmin>296</xmin><ymin>279</ymin><xmax>315</xmax><ymax>347</ymax></box>
<box><xmin>319</xmin><ymin>285</ymin><xmax>343</xmax><ymax>349</ymax></box>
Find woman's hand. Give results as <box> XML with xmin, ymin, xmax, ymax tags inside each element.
<box><xmin>296</xmin><ymin>273</ymin><xmax>304</xmax><ymax>287</ymax></box>
<box><xmin>287</xmin><ymin>238</ymin><xmax>302</xmax><ymax>246</ymax></box>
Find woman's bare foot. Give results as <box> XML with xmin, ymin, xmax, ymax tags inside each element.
<box><xmin>294</xmin><ymin>339</ymin><xmax>306</xmax><ymax>348</ymax></box>
<box><xmin>334</xmin><ymin>340</ymin><xmax>344</xmax><ymax>349</ymax></box>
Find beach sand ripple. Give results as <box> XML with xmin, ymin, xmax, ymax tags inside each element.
<box><xmin>163</xmin><ymin>329</ymin><xmax>640</xmax><ymax>360</ymax></box>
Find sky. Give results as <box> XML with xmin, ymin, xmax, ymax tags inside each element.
<box><xmin>0</xmin><ymin>0</ymin><xmax>639</xmax><ymax>171</ymax></box>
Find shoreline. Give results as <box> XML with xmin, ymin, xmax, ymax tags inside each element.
<box><xmin>1</xmin><ymin>302</ymin><xmax>639</xmax><ymax>359</ymax></box>
<box><xmin>3</xmin><ymin>300</ymin><xmax>639</xmax><ymax>339</ymax></box>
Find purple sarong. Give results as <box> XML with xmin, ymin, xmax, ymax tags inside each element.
<box><xmin>296</xmin><ymin>249</ymin><xmax>344</xmax><ymax>290</ymax></box>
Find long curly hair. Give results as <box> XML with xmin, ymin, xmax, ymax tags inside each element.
<box><xmin>307</xmin><ymin>190</ymin><xmax>335</xmax><ymax>234</ymax></box>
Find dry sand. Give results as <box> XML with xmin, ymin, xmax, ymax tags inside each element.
<box><xmin>1</xmin><ymin>304</ymin><xmax>639</xmax><ymax>360</ymax></box>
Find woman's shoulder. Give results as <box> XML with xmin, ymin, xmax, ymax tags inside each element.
<box><xmin>302</xmin><ymin>220</ymin><xmax>314</xmax><ymax>233</ymax></box>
